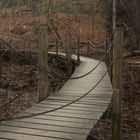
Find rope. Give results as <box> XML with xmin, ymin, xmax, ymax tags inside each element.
<box><xmin>0</xmin><ymin>0</ymin><xmax>117</xmax><ymax>122</ymax></box>
<box><xmin>0</xmin><ymin>38</ymin><xmax>104</xmax><ymax>80</ymax></box>
<box><xmin>0</xmin><ymin>47</ymin><xmax>117</xmax><ymax>122</ymax></box>
<box><xmin>0</xmin><ymin>37</ymin><xmax>112</xmax><ymax>80</ymax></box>
<box><xmin>0</xmin><ymin>64</ymin><xmax>109</xmax><ymax>121</ymax></box>
<box><xmin>0</xmin><ymin>41</ymin><xmax>105</xmax><ymax>109</ymax></box>
<box><xmin>0</xmin><ymin>32</ymin><xmax>118</xmax><ymax>111</ymax></box>
<box><xmin>88</xmin><ymin>40</ymin><xmax>105</xmax><ymax>48</ymax></box>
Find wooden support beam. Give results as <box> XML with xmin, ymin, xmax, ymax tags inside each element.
<box><xmin>55</xmin><ymin>39</ymin><xmax>58</xmax><ymax>56</ymax></box>
<box><xmin>112</xmin><ymin>89</ymin><xmax>121</xmax><ymax>140</ymax></box>
<box><xmin>112</xmin><ymin>0</ymin><xmax>117</xmax><ymax>30</ymax></box>
<box><xmin>87</xmin><ymin>40</ymin><xmax>90</xmax><ymax>57</ymax></box>
<box><xmin>135</xmin><ymin>0</ymin><xmax>140</xmax><ymax>49</ymax></box>
<box><xmin>105</xmin><ymin>37</ymin><xmax>109</xmax><ymax>68</ymax></box>
<box><xmin>113</xmin><ymin>28</ymin><xmax>123</xmax><ymax>89</ymax></box>
<box><xmin>109</xmin><ymin>35</ymin><xmax>113</xmax><ymax>82</ymax></box>
<box><xmin>77</xmin><ymin>35</ymin><xmax>80</xmax><ymax>65</ymax></box>
<box><xmin>65</xmin><ymin>33</ymin><xmax>72</xmax><ymax>77</ymax></box>
<box><xmin>112</xmin><ymin>28</ymin><xmax>123</xmax><ymax>140</ymax></box>
<box><xmin>38</xmin><ymin>27</ymin><xmax>48</xmax><ymax>102</ymax></box>
<box><xmin>73</xmin><ymin>39</ymin><xmax>76</xmax><ymax>54</ymax></box>
<box><xmin>0</xmin><ymin>59</ymin><xmax>2</xmax><ymax>85</ymax></box>
<box><xmin>0</xmin><ymin>43</ymin><xmax>2</xmax><ymax>84</ymax></box>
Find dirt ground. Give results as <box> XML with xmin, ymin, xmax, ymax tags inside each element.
<box><xmin>89</xmin><ymin>56</ymin><xmax>140</xmax><ymax>140</ymax></box>
<box><xmin>0</xmin><ymin>56</ymin><xmax>67</xmax><ymax>119</ymax></box>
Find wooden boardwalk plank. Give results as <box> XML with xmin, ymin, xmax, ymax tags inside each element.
<box><xmin>24</xmin><ymin>110</ymin><xmax>102</xmax><ymax>120</ymax></box>
<box><xmin>45</xmin><ymin>99</ymin><xmax>110</xmax><ymax>106</ymax></box>
<box><xmin>27</xmin><ymin>107</ymin><xmax>104</xmax><ymax>118</ymax></box>
<box><xmin>0</xmin><ymin>131</ymin><xmax>65</xmax><ymax>140</ymax></box>
<box><xmin>47</xmin><ymin>96</ymin><xmax>111</xmax><ymax>103</ymax></box>
<box><xmin>41</xmin><ymin>99</ymin><xmax>110</xmax><ymax>107</ymax></box>
<box><xmin>0</xmin><ymin>54</ymin><xmax>113</xmax><ymax>140</ymax></box>
<box><xmin>0</xmin><ymin>125</ymin><xmax>86</xmax><ymax>140</ymax></box>
<box><xmin>16</xmin><ymin>113</ymin><xmax>98</xmax><ymax>125</ymax></box>
<box><xmin>34</xmin><ymin>103</ymin><xmax>108</xmax><ymax>112</ymax></box>
<box><xmin>1</xmin><ymin>121</ymin><xmax>90</xmax><ymax>134</ymax></box>
<box><xmin>30</xmin><ymin>106</ymin><xmax>105</xmax><ymax>114</ymax></box>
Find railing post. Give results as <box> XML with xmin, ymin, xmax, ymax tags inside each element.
<box><xmin>109</xmin><ymin>34</ymin><xmax>113</xmax><ymax>81</ymax></box>
<box><xmin>112</xmin><ymin>88</ymin><xmax>121</xmax><ymax>140</ymax></box>
<box><xmin>65</xmin><ymin>33</ymin><xmax>72</xmax><ymax>77</ymax></box>
<box><xmin>55</xmin><ymin>39</ymin><xmax>58</xmax><ymax>56</ymax></box>
<box><xmin>105</xmin><ymin>37</ymin><xmax>109</xmax><ymax>68</ymax></box>
<box><xmin>87</xmin><ymin>40</ymin><xmax>90</xmax><ymax>57</ymax></box>
<box><xmin>73</xmin><ymin>39</ymin><xmax>76</xmax><ymax>54</ymax></box>
<box><xmin>0</xmin><ymin>58</ymin><xmax>2</xmax><ymax>85</ymax></box>
<box><xmin>38</xmin><ymin>27</ymin><xmax>48</xmax><ymax>102</ymax></box>
<box><xmin>112</xmin><ymin>28</ymin><xmax>123</xmax><ymax>140</ymax></box>
<box><xmin>77</xmin><ymin>35</ymin><xmax>80</xmax><ymax>65</ymax></box>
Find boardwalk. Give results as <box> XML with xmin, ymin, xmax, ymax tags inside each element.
<box><xmin>0</xmin><ymin>55</ymin><xmax>113</xmax><ymax>140</ymax></box>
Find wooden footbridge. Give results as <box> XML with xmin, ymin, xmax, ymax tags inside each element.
<box><xmin>0</xmin><ymin>28</ymin><xmax>123</xmax><ymax>140</ymax></box>
<box><xmin>0</xmin><ymin>52</ymin><xmax>113</xmax><ymax>140</ymax></box>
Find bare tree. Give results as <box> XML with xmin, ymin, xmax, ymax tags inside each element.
<box><xmin>47</xmin><ymin>0</ymin><xmax>63</xmax><ymax>47</ymax></box>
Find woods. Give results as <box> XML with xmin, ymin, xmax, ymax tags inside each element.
<box><xmin>0</xmin><ymin>0</ymin><xmax>139</xmax><ymax>140</ymax></box>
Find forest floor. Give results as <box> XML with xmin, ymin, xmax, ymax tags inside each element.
<box><xmin>90</xmin><ymin>56</ymin><xmax>140</xmax><ymax>140</ymax></box>
<box><xmin>0</xmin><ymin>56</ymin><xmax>67</xmax><ymax>119</ymax></box>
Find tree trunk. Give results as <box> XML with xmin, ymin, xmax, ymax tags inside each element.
<box><xmin>0</xmin><ymin>59</ymin><xmax>2</xmax><ymax>85</ymax></box>
<box><xmin>112</xmin><ymin>28</ymin><xmax>123</xmax><ymax>140</ymax></box>
<box><xmin>135</xmin><ymin>0</ymin><xmax>140</xmax><ymax>50</ymax></box>
<box><xmin>38</xmin><ymin>27</ymin><xmax>48</xmax><ymax>102</ymax></box>
<box><xmin>112</xmin><ymin>0</ymin><xmax>116</xmax><ymax>30</ymax></box>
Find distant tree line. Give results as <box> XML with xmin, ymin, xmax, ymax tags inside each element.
<box><xmin>114</xmin><ymin>0</ymin><xmax>140</xmax><ymax>51</ymax></box>
<box><xmin>0</xmin><ymin>0</ymin><xmax>18</xmax><ymax>8</ymax></box>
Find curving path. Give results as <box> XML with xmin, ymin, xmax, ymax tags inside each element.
<box><xmin>0</xmin><ymin>54</ymin><xmax>113</xmax><ymax>140</ymax></box>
